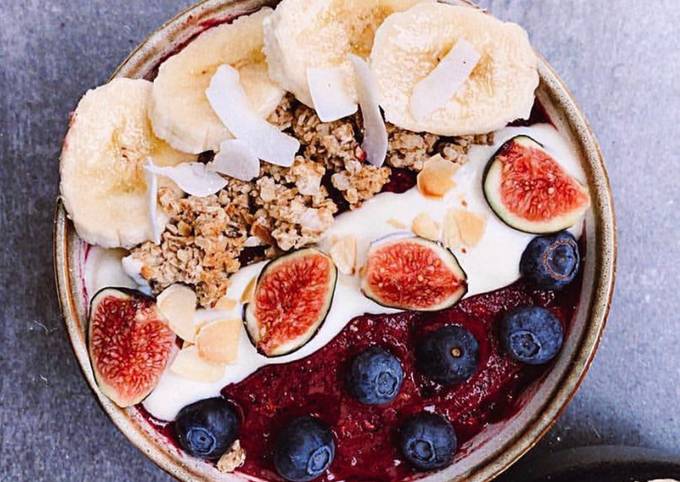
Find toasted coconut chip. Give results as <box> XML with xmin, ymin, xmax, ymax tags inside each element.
<box><xmin>350</xmin><ymin>55</ymin><xmax>388</xmax><ymax>167</ymax></box>
<box><xmin>410</xmin><ymin>38</ymin><xmax>481</xmax><ymax>121</ymax></box>
<box><xmin>170</xmin><ymin>345</ymin><xmax>225</xmax><ymax>383</ymax></box>
<box><xmin>206</xmin><ymin>65</ymin><xmax>300</xmax><ymax>167</ymax></box>
<box><xmin>209</xmin><ymin>139</ymin><xmax>261</xmax><ymax>181</ymax></box>
<box><xmin>144</xmin><ymin>159</ymin><xmax>162</xmax><ymax>244</ymax></box>
<box><xmin>145</xmin><ymin>163</ymin><xmax>227</xmax><ymax>197</ymax></box>
<box><xmin>307</xmin><ymin>66</ymin><xmax>358</xmax><ymax>122</ymax></box>
<box><xmin>157</xmin><ymin>284</ymin><xmax>198</xmax><ymax>342</ymax></box>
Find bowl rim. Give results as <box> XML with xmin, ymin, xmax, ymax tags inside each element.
<box><xmin>53</xmin><ymin>1</ymin><xmax>617</xmax><ymax>481</ymax></box>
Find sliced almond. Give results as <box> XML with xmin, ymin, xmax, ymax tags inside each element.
<box><xmin>411</xmin><ymin>213</ymin><xmax>440</xmax><ymax>241</ymax></box>
<box><xmin>217</xmin><ymin>440</ymin><xmax>246</xmax><ymax>473</ymax></box>
<box><xmin>387</xmin><ymin>218</ymin><xmax>407</xmax><ymax>229</ymax></box>
<box><xmin>170</xmin><ymin>345</ymin><xmax>225</xmax><ymax>383</ymax></box>
<box><xmin>196</xmin><ymin>319</ymin><xmax>242</xmax><ymax>364</ymax></box>
<box><xmin>241</xmin><ymin>276</ymin><xmax>258</xmax><ymax>304</ymax></box>
<box><xmin>417</xmin><ymin>155</ymin><xmax>459</xmax><ymax>198</ymax></box>
<box><xmin>453</xmin><ymin>209</ymin><xmax>487</xmax><ymax>247</ymax></box>
<box><xmin>157</xmin><ymin>284</ymin><xmax>198</xmax><ymax>342</ymax></box>
<box><xmin>215</xmin><ymin>296</ymin><xmax>238</xmax><ymax>311</ymax></box>
<box><xmin>443</xmin><ymin>209</ymin><xmax>462</xmax><ymax>249</ymax></box>
<box><xmin>329</xmin><ymin>235</ymin><xmax>357</xmax><ymax>275</ymax></box>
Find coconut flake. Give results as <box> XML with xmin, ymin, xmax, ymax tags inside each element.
<box><xmin>410</xmin><ymin>38</ymin><xmax>481</xmax><ymax>121</ymax></box>
<box><xmin>206</xmin><ymin>65</ymin><xmax>300</xmax><ymax>167</ymax></box>
<box><xmin>349</xmin><ymin>55</ymin><xmax>388</xmax><ymax>167</ymax></box>
<box><xmin>208</xmin><ymin>139</ymin><xmax>261</xmax><ymax>181</ymax></box>
<box><xmin>144</xmin><ymin>159</ymin><xmax>162</xmax><ymax>244</ymax></box>
<box><xmin>307</xmin><ymin>67</ymin><xmax>358</xmax><ymax>122</ymax></box>
<box><xmin>145</xmin><ymin>163</ymin><xmax>227</xmax><ymax>197</ymax></box>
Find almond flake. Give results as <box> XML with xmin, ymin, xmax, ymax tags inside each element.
<box><xmin>307</xmin><ymin>66</ymin><xmax>358</xmax><ymax>122</ymax></box>
<box><xmin>350</xmin><ymin>55</ymin><xmax>388</xmax><ymax>167</ymax></box>
<box><xmin>217</xmin><ymin>440</ymin><xmax>246</xmax><ymax>473</ymax></box>
<box><xmin>170</xmin><ymin>345</ymin><xmax>225</xmax><ymax>383</ymax></box>
<box><xmin>417</xmin><ymin>155</ymin><xmax>459</xmax><ymax>198</ymax></box>
<box><xmin>208</xmin><ymin>139</ymin><xmax>260</xmax><ymax>181</ymax></box>
<box><xmin>330</xmin><ymin>235</ymin><xmax>357</xmax><ymax>275</ymax></box>
<box><xmin>215</xmin><ymin>296</ymin><xmax>238</xmax><ymax>311</ymax></box>
<box><xmin>196</xmin><ymin>318</ymin><xmax>242</xmax><ymax>364</ymax></box>
<box><xmin>443</xmin><ymin>209</ymin><xmax>462</xmax><ymax>249</ymax></box>
<box><xmin>387</xmin><ymin>218</ymin><xmax>407</xmax><ymax>229</ymax></box>
<box><xmin>145</xmin><ymin>162</ymin><xmax>227</xmax><ymax>197</ymax></box>
<box><xmin>206</xmin><ymin>65</ymin><xmax>299</xmax><ymax>167</ymax></box>
<box><xmin>157</xmin><ymin>284</ymin><xmax>198</xmax><ymax>342</ymax></box>
<box><xmin>411</xmin><ymin>213</ymin><xmax>440</xmax><ymax>241</ymax></box>
<box><xmin>453</xmin><ymin>209</ymin><xmax>487</xmax><ymax>247</ymax></box>
<box><xmin>410</xmin><ymin>38</ymin><xmax>481</xmax><ymax>121</ymax></box>
<box><xmin>241</xmin><ymin>276</ymin><xmax>257</xmax><ymax>303</ymax></box>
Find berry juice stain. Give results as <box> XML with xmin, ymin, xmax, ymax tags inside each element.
<box><xmin>217</xmin><ymin>268</ymin><xmax>582</xmax><ymax>482</ymax></box>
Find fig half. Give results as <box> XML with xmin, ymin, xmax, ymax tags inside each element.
<box><xmin>483</xmin><ymin>135</ymin><xmax>590</xmax><ymax>234</ymax></box>
<box><xmin>361</xmin><ymin>237</ymin><xmax>467</xmax><ymax>311</ymax></box>
<box><xmin>245</xmin><ymin>248</ymin><xmax>337</xmax><ymax>357</ymax></box>
<box><xmin>88</xmin><ymin>288</ymin><xmax>177</xmax><ymax>407</ymax></box>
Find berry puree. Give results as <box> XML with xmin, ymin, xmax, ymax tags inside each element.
<box><xmin>221</xmin><ymin>262</ymin><xmax>582</xmax><ymax>482</ymax></box>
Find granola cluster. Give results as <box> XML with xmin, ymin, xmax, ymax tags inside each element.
<box><xmin>130</xmin><ymin>94</ymin><xmax>494</xmax><ymax>306</ymax></box>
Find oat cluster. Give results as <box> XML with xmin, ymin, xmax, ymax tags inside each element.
<box><xmin>130</xmin><ymin>95</ymin><xmax>494</xmax><ymax>306</ymax></box>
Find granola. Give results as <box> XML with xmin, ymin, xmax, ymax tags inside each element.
<box><xmin>130</xmin><ymin>95</ymin><xmax>494</xmax><ymax>307</ymax></box>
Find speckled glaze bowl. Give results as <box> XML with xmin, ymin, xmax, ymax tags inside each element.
<box><xmin>53</xmin><ymin>0</ymin><xmax>616</xmax><ymax>480</ymax></box>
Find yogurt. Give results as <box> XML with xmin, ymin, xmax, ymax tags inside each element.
<box><xmin>84</xmin><ymin>124</ymin><xmax>586</xmax><ymax>421</ymax></box>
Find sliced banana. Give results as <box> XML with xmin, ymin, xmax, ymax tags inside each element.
<box><xmin>60</xmin><ymin>78</ymin><xmax>192</xmax><ymax>249</ymax></box>
<box><xmin>151</xmin><ymin>8</ymin><xmax>284</xmax><ymax>154</ymax></box>
<box><xmin>264</xmin><ymin>0</ymin><xmax>430</xmax><ymax>108</ymax></box>
<box><xmin>370</xmin><ymin>3</ymin><xmax>539</xmax><ymax>136</ymax></box>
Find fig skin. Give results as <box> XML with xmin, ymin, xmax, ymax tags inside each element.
<box><xmin>244</xmin><ymin>248</ymin><xmax>337</xmax><ymax>357</ymax></box>
<box><xmin>88</xmin><ymin>287</ymin><xmax>177</xmax><ymax>407</ymax></box>
<box><xmin>482</xmin><ymin>135</ymin><xmax>590</xmax><ymax>234</ymax></box>
<box><xmin>361</xmin><ymin>236</ymin><xmax>467</xmax><ymax>312</ymax></box>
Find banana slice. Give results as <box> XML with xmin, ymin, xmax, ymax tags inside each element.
<box><xmin>370</xmin><ymin>3</ymin><xmax>539</xmax><ymax>136</ymax></box>
<box><xmin>150</xmin><ymin>8</ymin><xmax>284</xmax><ymax>154</ymax></box>
<box><xmin>264</xmin><ymin>0</ymin><xmax>430</xmax><ymax>108</ymax></box>
<box><xmin>60</xmin><ymin>78</ymin><xmax>192</xmax><ymax>249</ymax></box>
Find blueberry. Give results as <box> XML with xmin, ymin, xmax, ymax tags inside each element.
<box><xmin>500</xmin><ymin>306</ymin><xmax>564</xmax><ymax>365</ymax></box>
<box><xmin>399</xmin><ymin>412</ymin><xmax>457</xmax><ymax>471</ymax></box>
<box><xmin>520</xmin><ymin>231</ymin><xmax>580</xmax><ymax>290</ymax></box>
<box><xmin>347</xmin><ymin>346</ymin><xmax>404</xmax><ymax>405</ymax></box>
<box><xmin>416</xmin><ymin>325</ymin><xmax>479</xmax><ymax>385</ymax></box>
<box><xmin>175</xmin><ymin>397</ymin><xmax>240</xmax><ymax>460</ymax></box>
<box><xmin>274</xmin><ymin>416</ymin><xmax>335</xmax><ymax>481</ymax></box>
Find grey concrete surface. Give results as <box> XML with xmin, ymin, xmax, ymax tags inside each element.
<box><xmin>1</xmin><ymin>0</ymin><xmax>678</xmax><ymax>480</ymax></box>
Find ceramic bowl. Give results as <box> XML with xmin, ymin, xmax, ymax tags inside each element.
<box><xmin>54</xmin><ymin>0</ymin><xmax>617</xmax><ymax>480</ymax></box>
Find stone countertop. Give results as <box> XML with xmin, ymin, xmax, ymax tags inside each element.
<box><xmin>1</xmin><ymin>0</ymin><xmax>678</xmax><ymax>480</ymax></box>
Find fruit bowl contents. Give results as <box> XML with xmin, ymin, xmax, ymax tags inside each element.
<box><xmin>58</xmin><ymin>1</ymin><xmax>596</xmax><ymax>481</ymax></box>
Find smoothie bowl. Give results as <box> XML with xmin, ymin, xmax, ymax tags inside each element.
<box><xmin>54</xmin><ymin>0</ymin><xmax>616</xmax><ymax>481</ymax></box>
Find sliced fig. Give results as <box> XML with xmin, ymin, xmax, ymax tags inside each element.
<box><xmin>245</xmin><ymin>248</ymin><xmax>337</xmax><ymax>357</ymax></box>
<box><xmin>88</xmin><ymin>288</ymin><xmax>177</xmax><ymax>407</ymax></box>
<box><xmin>483</xmin><ymin>135</ymin><xmax>590</xmax><ymax>234</ymax></box>
<box><xmin>361</xmin><ymin>236</ymin><xmax>467</xmax><ymax>311</ymax></box>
